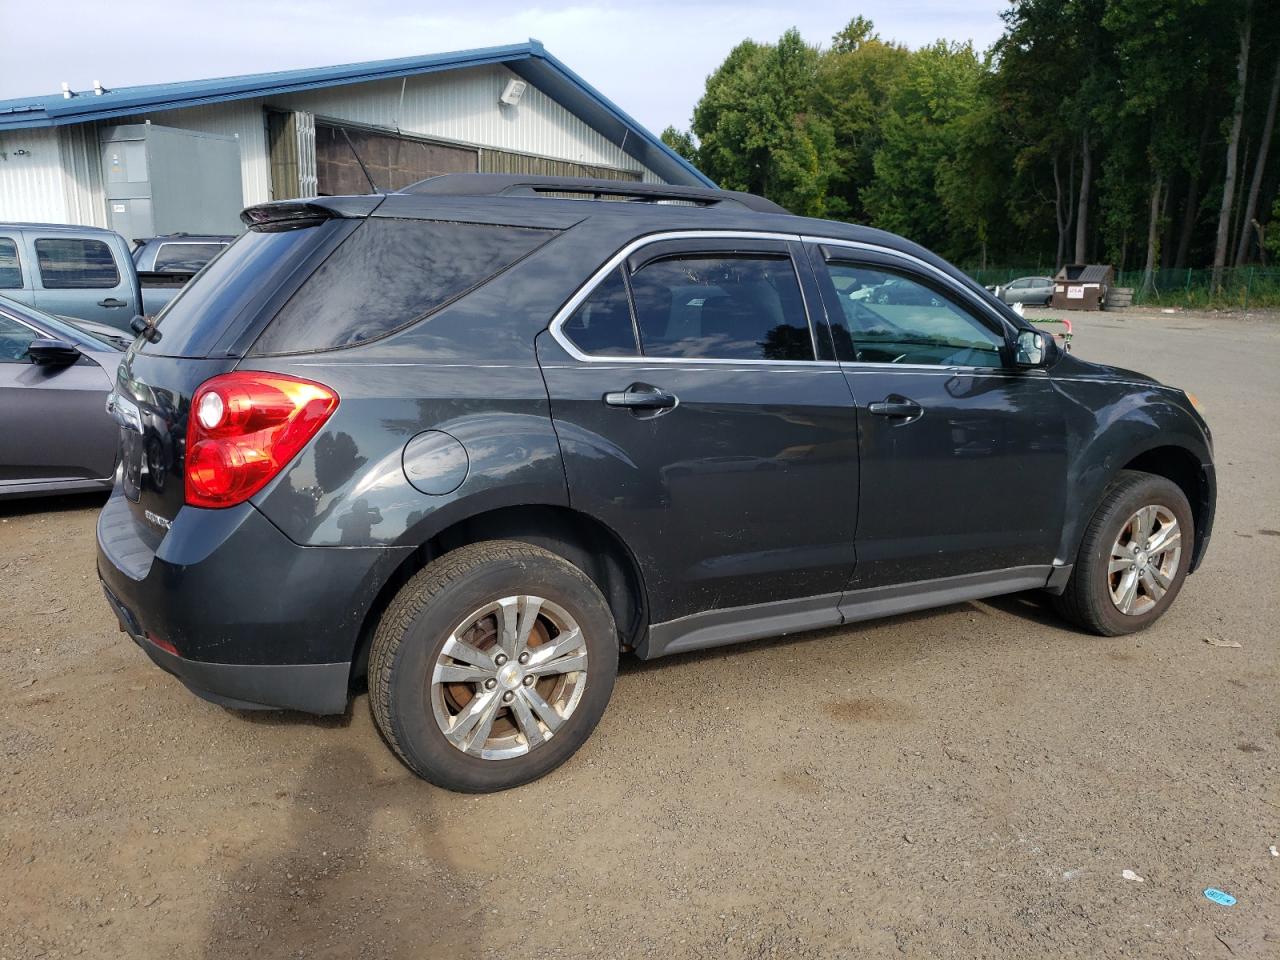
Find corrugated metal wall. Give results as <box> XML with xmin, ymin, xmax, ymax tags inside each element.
<box><xmin>0</xmin><ymin>127</ymin><xmax>69</xmax><ymax>222</ymax></box>
<box><xmin>139</xmin><ymin>64</ymin><xmax>658</xmax><ymax>206</ymax></box>
<box><xmin>59</xmin><ymin>124</ymin><xmax>107</xmax><ymax>226</ymax></box>
<box><xmin>275</xmin><ymin>65</ymin><xmax>656</xmax><ymax>182</ymax></box>
<box><xmin>4</xmin><ymin>62</ymin><xmax>665</xmax><ymax>224</ymax></box>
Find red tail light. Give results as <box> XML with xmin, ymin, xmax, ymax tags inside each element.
<box><xmin>185</xmin><ymin>372</ymin><xmax>339</xmax><ymax>509</ymax></box>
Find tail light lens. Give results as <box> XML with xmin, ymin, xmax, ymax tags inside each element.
<box><xmin>185</xmin><ymin>372</ymin><xmax>338</xmax><ymax>509</ymax></box>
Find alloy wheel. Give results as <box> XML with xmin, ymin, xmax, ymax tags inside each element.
<box><xmin>1107</xmin><ymin>505</ymin><xmax>1182</xmax><ymax>615</ymax></box>
<box><xmin>430</xmin><ymin>596</ymin><xmax>589</xmax><ymax>760</ymax></box>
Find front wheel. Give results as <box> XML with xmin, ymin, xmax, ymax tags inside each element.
<box><xmin>1053</xmin><ymin>471</ymin><xmax>1194</xmax><ymax>636</ymax></box>
<box><xmin>369</xmin><ymin>541</ymin><xmax>618</xmax><ymax>792</ymax></box>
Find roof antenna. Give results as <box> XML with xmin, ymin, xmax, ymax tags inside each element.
<box><xmin>340</xmin><ymin>127</ymin><xmax>383</xmax><ymax>196</ymax></box>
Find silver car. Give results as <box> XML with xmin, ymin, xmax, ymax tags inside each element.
<box><xmin>998</xmin><ymin>276</ymin><xmax>1055</xmax><ymax>305</ymax></box>
<box><xmin>0</xmin><ymin>295</ymin><xmax>122</xmax><ymax>499</ymax></box>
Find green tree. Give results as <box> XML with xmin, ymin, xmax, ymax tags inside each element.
<box><xmin>691</xmin><ymin>29</ymin><xmax>835</xmax><ymax>216</ymax></box>
<box><xmin>660</xmin><ymin>126</ymin><xmax>697</xmax><ymax>163</ymax></box>
<box><xmin>862</xmin><ymin>40</ymin><xmax>986</xmax><ymax>258</ymax></box>
<box><xmin>813</xmin><ymin>20</ymin><xmax>910</xmax><ymax>221</ymax></box>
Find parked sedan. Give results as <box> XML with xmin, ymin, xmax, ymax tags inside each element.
<box><xmin>997</xmin><ymin>276</ymin><xmax>1055</xmax><ymax>305</ymax></box>
<box><xmin>0</xmin><ymin>295</ymin><xmax>122</xmax><ymax>499</ymax></box>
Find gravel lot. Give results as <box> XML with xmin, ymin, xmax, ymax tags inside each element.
<box><xmin>2</xmin><ymin>306</ymin><xmax>1277</xmax><ymax>959</ymax></box>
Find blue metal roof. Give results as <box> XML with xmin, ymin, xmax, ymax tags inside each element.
<box><xmin>0</xmin><ymin>40</ymin><xmax>712</xmax><ymax>187</ymax></box>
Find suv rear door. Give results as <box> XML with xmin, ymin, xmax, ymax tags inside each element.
<box><xmin>537</xmin><ymin>233</ymin><xmax>859</xmax><ymax>653</ymax></box>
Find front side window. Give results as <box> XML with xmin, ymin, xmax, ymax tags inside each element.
<box><xmin>35</xmin><ymin>238</ymin><xmax>120</xmax><ymax>289</ymax></box>
<box><xmin>629</xmin><ymin>254</ymin><xmax>813</xmax><ymax>361</ymax></box>
<box><xmin>0</xmin><ymin>315</ymin><xmax>33</xmax><ymax>362</ymax></box>
<box><xmin>561</xmin><ymin>267</ymin><xmax>638</xmax><ymax>356</ymax></box>
<box><xmin>0</xmin><ymin>239</ymin><xmax>21</xmax><ymax>289</ymax></box>
<box><xmin>823</xmin><ymin>262</ymin><xmax>1004</xmax><ymax>367</ymax></box>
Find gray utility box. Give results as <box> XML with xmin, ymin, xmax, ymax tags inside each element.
<box><xmin>100</xmin><ymin>124</ymin><xmax>244</xmax><ymax>240</ymax></box>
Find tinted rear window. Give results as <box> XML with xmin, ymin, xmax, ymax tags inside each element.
<box><xmin>144</xmin><ymin>224</ymin><xmax>334</xmax><ymax>358</ymax></box>
<box><xmin>154</xmin><ymin>242</ymin><xmax>227</xmax><ymax>272</ymax></box>
<box><xmin>35</xmin><ymin>237</ymin><xmax>120</xmax><ymax>289</ymax></box>
<box><xmin>250</xmin><ymin>218</ymin><xmax>554</xmax><ymax>355</ymax></box>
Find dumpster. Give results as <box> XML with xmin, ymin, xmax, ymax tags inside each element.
<box><xmin>1051</xmin><ymin>264</ymin><xmax>1114</xmax><ymax>311</ymax></box>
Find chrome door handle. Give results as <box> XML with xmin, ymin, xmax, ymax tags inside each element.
<box><xmin>868</xmin><ymin>397</ymin><xmax>923</xmax><ymax>420</ymax></box>
<box><xmin>603</xmin><ymin>383</ymin><xmax>678</xmax><ymax>411</ymax></box>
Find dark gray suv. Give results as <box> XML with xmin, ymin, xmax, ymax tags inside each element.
<box><xmin>97</xmin><ymin>175</ymin><xmax>1215</xmax><ymax>792</ymax></box>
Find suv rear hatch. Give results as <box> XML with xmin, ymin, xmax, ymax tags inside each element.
<box><xmin>107</xmin><ymin>200</ymin><xmax>376</xmax><ymax>543</ymax></box>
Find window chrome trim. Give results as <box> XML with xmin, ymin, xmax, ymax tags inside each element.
<box><xmin>801</xmin><ymin>235</ymin><xmax>1018</xmax><ymax>339</ymax></box>
<box><xmin>548</xmin><ymin>229</ymin><xmax>833</xmax><ymax>366</ymax></box>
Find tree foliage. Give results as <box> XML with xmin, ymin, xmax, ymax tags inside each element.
<box><xmin>668</xmin><ymin>8</ymin><xmax>1280</xmax><ymax>269</ymax></box>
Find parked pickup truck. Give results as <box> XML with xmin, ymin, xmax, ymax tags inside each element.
<box><xmin>0</xmin><ymin>222</ymin><xmax>228</xmax><ymax>329</ymax></box>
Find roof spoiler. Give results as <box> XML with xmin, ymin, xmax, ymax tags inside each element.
<box><xmin>398</xmin><ymin>173</ymin><xmax>788</xmax><ymax>214</ymax></box>
<box><xmin>240</xmin><ymin>196</ymin><xmax>384</xmax><ymax>230</ymax></box>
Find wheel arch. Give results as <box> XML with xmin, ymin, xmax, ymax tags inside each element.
<box><xmin>1061</xmin><ymin>433</ymin><xmax>1213</xmax><ymax>576</ymax></box>
<box><xmin>349</xmin><ymin>502</ymin><xmax>648</xmax><ymax>684</ymax></box>
<box><xmin>1119</xmin><ymin>444</ymin><xmax>1213</xmax><ymax>571</ymax></box>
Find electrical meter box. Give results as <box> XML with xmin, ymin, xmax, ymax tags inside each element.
<box><xmin>100</xmin><ymin>124</ymin><xmax>244</xmax><ymax>240</ymax></box>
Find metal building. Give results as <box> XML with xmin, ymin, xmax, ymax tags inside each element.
<box><xmin>0</xmin><ymin>41</ymin><xmax>710</xmax><ymax>235</ymax></box>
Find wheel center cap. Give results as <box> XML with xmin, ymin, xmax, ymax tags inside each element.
<box><xmin>1137</xmin><ymin>551</ymin><xmax>1149</xmax><ymax>566</ymax></box>
<box><xmin>497</xmin><ymin>663</ymin><xmax>523</xmax><ymax>690</ymax></box>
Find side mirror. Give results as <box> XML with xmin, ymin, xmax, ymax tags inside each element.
<box><xmin>27</xmin><ymin>338</ymin><xmax>82</xmax><ymax>366</ymax></box>
<box><xmin>1013</xmin><ymin>328</ymin><xmax>1048</xmax><ymax>368</ymax></box>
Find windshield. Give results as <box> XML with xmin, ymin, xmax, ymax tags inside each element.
<box><xmin>0</xmin><ymin>294</ymin><xmax>119</xmax><ymax>351</ymax></box>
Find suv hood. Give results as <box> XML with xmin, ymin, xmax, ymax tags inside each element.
<box><xmin>1054</xmin><ymin>351</ymin><xmax>1160</xmax><ymax>387</ymax></box>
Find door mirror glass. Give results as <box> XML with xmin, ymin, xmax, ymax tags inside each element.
<box><xmin>27</xmin><ymin>337</ymin><xmax>82</xmax><ymax>366</ymax></box>
<box><xmin>1014</xmin><ymin>328</ymin><xmax>1047</xmax><ymax>367</ymax></box>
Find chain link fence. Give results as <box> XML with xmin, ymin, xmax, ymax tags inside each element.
<box><xmin>962</xmin><ymin>266</ymin><xmax>1280</xmax><ymax>309</ymax></box>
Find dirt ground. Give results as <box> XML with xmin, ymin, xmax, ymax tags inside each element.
<box><xmin>2</xmin><ymin>306</ymin><xmax>1277</xmax><ymax>959</ymax></box>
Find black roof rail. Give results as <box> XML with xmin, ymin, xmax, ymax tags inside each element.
<box><xmin>397</xmin><ymin>173</ymin><xmax>789</xmax><ymax>214</ymax></box>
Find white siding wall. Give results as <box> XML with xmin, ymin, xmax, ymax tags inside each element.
<box><xmin>276</xmin><ymin>65</ymin><xmax>657</xmax><ymax>180</ymax></box>
<box><xmin>136</xmin><ymin>64</ymin><xmax>659</xmax><ymax>205</ymax></box>
<box><xmin>3</xmin><ymin>63</ymin><xmax>665</xmax><ymax>223</ymax></box>
<box><xmin>0</xmin><ymin>127</ymin><xmax>69</xmax><ymax>222</ymax></box>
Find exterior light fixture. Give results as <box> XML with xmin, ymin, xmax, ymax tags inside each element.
<box><xmin>499</xmin><ymin>78</ymin><xmax>527</xmax><ymax>106</ymax></box>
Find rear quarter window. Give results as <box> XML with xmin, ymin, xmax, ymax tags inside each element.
<box><xmin>35</xmin><ymin>237</ymin><xmax>120</xmax><ymax>289</ymax></box>
<box><xmin>249</xmin><ymin>218</ymin><xmax>555</xmax><ymax>355</ymax></box>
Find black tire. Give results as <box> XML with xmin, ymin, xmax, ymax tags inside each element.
<box><xmin>1053</xmin><ymin>470</ymin><xmax>1194</xmax><ymax>636</ymax></box>
<box><xmin>368</xmin><ymin>540</ymin><xmax>618</xmax><ymax>792</ymax></box>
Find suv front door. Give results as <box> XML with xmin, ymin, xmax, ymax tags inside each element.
<box><xmin>807</xmin><ymin>241</ymin><xmax>1068</xmax><ymax>599</ymax></box>
<box><xmin>537</xmin><ymin>234</ymin><xmax>859</xmax><ymax>654</ymax></box>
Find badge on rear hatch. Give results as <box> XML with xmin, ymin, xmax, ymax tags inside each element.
<box><xmin>144</xmin><ymin>510</ymin><xmax>172</xmax><ymax>531</ymax></box>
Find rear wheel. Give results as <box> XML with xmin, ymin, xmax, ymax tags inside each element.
<box><xmin>1053</xmin><ymin>471</ymin><xmax>1194</xmax><ymax>635</ymax></box>
<box><xmin>369</xmin><ymin>541</ymin><xmax>618</xmax><ymax>792</ymax></box>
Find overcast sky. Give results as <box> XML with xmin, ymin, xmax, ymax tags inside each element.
<box><xmin>0</xmin><ymin>1</ymin><xmax>1008</xmax><ymax>133</ymax></box>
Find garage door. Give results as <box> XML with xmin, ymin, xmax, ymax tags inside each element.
<box><xmin>314</xmin><ymin>122</ymin><xmax>478</xmax><ymax>195</ymax></box>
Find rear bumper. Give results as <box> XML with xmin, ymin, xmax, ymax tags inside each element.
<box><xmin>103</xmin><ymin>580</ymin><xmax>349</xmax><ymax>712</ymax></box>
<box><xmin>96</xmin><ymin>489</ymin><xmax>411</xmax><ymax>714</ymax></box>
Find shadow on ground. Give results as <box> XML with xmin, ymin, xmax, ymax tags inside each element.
<box><xmin>202</xmin><ymin>745</ymin><xmax>479</xmax><ymax>959</ymax></box>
